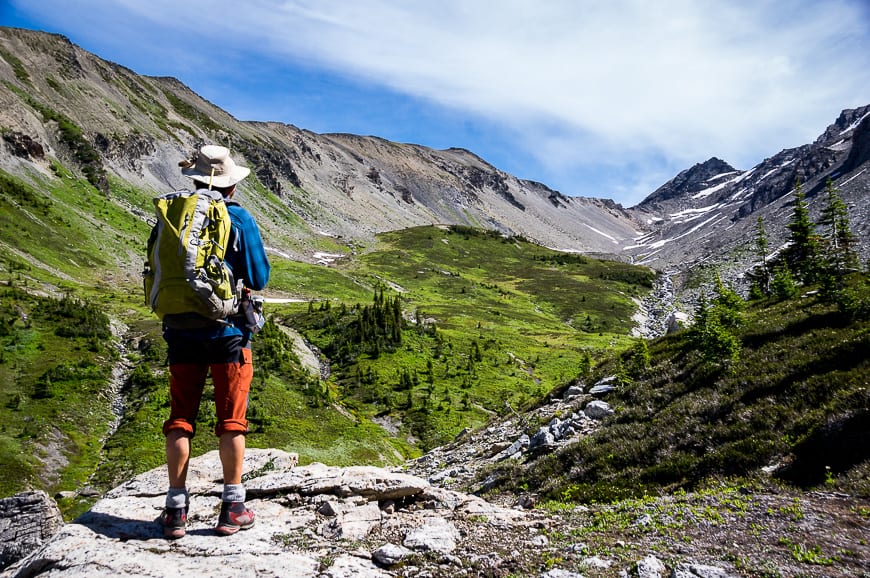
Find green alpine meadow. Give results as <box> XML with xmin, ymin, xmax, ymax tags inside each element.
<box><xmin>0</xmin><ymin>165</ymin><xmax>656</xmax><ymax>514</ymax></box>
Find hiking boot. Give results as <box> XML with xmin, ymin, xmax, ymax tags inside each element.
<box><xmin>215</xmin><ymin>501</ymin><xmax>255</xmax><ymax>535</ymax></box>
<box><xmin>161</xmin><ymin>506</ymin><xmax>188</xmax><ymax>539</ymax></box>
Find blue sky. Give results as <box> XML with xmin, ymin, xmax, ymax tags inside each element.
<box><xmin>2</xmin><ymin>0</ymin><xmax>869</xmax><ymax>207</ymax></box>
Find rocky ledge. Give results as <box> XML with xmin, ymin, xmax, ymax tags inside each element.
<box><xmin>3</xmin><ymin>449</ymin><xmax>869</xmax><ymax>577</ymax></box>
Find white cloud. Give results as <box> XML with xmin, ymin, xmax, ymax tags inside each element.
<box><xmin>226</xmin><ymin>1</ymin><xmax>869</xmax><ymax>167</ymax></box>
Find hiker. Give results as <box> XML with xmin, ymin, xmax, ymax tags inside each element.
<box><xmin>158</xmin><ymin>145</ymin><xmax>271</xmax><ymax>538</ymax></box>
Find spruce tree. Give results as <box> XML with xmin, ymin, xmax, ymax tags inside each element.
<box><xmin>772</xmin><ymin>263</ymin><xmax>798</xmax><ymax>300</ymax></box>
<box><xmin>751</xmin><ymin>216</ymin><xmax>771</xmax><ymax>297</ymax></box>
<box><xmin>818</xmin><ymin>178</ymin><xmax>858</xmax><ymax>279</ymax></box>
<box><xmin>784</xmin><ymin>179</ymin><xmax>820</xmax><ymax>283</ymax></box>
<box><xmin>713</xmin><ymin>274</ymin><xmax>743</xmax><ymax>330</ymax></box>
<box><xmin>690</xmin><ymin>288</ymin><xmax>741</xmax><ymax>367</ymax></box>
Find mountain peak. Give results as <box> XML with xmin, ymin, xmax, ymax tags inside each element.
<box><xmin>637</xmin><ymin>157</ymin><xmax>739</xmax><ymax>210</ymax></box>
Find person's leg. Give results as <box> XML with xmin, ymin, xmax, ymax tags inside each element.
<box><xmin>219</xmin><ymin>431</ymin><xmax>246</xmax><ymax>485</ymax></box>
<box><xmin>166</xmin><ymin>429</ymin><xmax>192</xmax><ymax>487</ymax></box>
<box><xmin>212</xmin><ymin>343</ymin><xmax>252</xmax><ymax>478</ymax></box>
<box><xmin>161</xmin><ymin>360</ymin><xmax>206</xmax><ymax>538</ymax></box>
<box><xmin>212</xmin><ymin>342</ymin><xmax>255</xmax><ymax>534</ymax></box>
<box><xmin>163</xmin><ymin>362</ymin><xmax>207</xmax><ymax>486</ymax></box>
<box><xmin>217</xmin><ymin>431</ymin><xmax>251</xmax><ymax>533</ymax></box>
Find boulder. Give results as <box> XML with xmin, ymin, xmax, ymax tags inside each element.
<box><xmin>0</xmin><ymin>491</ymin><xmax>63</xmax><ymax>571</ymax></box>
<box><xmin>584</xmin><ymin>400</ymin><xmax>614</xmax><ymax>419</ymax></box>
<box><xmin>402</xmin><ymin>517</ymin><xmax>459</xmax><ymax>554</ymax></box>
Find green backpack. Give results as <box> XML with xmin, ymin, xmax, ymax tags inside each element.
<box><xmin>143</xmin><ymin>189</ymin><xmax>240</xmax><ymax>322</ymax></box>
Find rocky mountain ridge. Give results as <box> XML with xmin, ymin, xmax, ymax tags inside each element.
<box><xmin>0</xmin><ymin>26</ymin><xmax>642</xmax><ymax>269</ymax></box>
<box><xmin>625</xmin><ymin>106</ymin><xmax>870</xmax><ymax>292</ymax></box>
<box><xmin>2</xmin><ymin>26</ymin><xmax>868</xmax><ymax>297</ymax></box>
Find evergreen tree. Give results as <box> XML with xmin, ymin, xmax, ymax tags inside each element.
<box><xmin>751</xmin><ymin>216</ymin><xmax>771</xmax><ymax>297</ymax></box>
<box><xmin>690</xmin><ymin>285</ymin><xmax>741</xmax><ymax>368</ymax></box>
<box><xmin>471</xmin><ymin>340</ymin><xmax>482</xmax><ymax>362</ymax></box>
<box><xmin>577</xmin><ymin>350</ymin><xmax>592</xmax><ymax>376</ymax></box>
<box><xmin>818</xmin><ymin>178</ymin><xmax>859</xmax><ymax>279</ymax></box>
<box><xmin>713</xmin><ymin>274</ymin><xmax>743</xmax><ymax>330</ymax></box>
<box><xmin>772</xmin><ymin>262</ymin><xmax>798</xmax><ymax>300</ymax></box>
<box><xmin>624</xmin><ymin>339</ymin><xmax>650</xmax><ymax>378</ymax></box>
<box><xmin>784</xmin><ymin>179</ymin><xmax>820</xmax><ymax>282</ymax></box>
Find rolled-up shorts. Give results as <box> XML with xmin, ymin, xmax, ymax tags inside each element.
<box><xmin>162</xmin><ymin>334</ymin><xmax>252</xmax><ymax>437</ymax></box>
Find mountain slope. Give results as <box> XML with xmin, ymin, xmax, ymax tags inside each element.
<box><xmin>1</xmin><ymin>23</ymin><xmax>869</xmax><ymax>514</ymax></box>
<box><xmin>2</xmin><ymin>26</ymin><xmax>868</xmax><ymax>297</ymax></box>
<box><xmin>626</xmin><ymin>105</ymin><xmax>870</xmax><ymax>292</ymax></box>
<box><xmin>0</xmin><ymin>26</ymin><xmax>642</xmax><ymax>269</ymax></box>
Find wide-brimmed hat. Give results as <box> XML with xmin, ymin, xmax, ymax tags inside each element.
<box><xmin>179</xmin><ymin>145</ymin><xmax>250</xmax><ymax>188</ymax></box>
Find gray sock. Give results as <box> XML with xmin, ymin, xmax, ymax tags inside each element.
<box><xmin>166</xmin><ymin>487</ymin><xmax>188</xmax><ymax>509</ymax></box>
<box><xmin>221</xmin><ymin>483</ymin><xmax>245</xmax><ymax>503</ymax></box>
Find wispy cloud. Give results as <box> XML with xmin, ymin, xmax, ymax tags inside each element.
<box><xmin>7</xmin><ymin>0</ymin><xmax>870</xmax><ymax>204</ymax></box>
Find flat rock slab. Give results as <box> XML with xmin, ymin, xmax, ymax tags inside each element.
<box><xmin>247</xmin><ymin>462</ymin><xmax>429</xmax><ymax>500</ymax></box>
<box><xmin>2</xmin><ymin>449</ymin><xmax>419</xmax><ymax>578</ymax></box>
<box><xmin>4</xmin><ymin>496</ymin><xmax>324</xmax><ymax>577</ymax></box>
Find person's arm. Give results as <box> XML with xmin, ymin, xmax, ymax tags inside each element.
<box><xmin>227</xmin><ymin>206</ymin><xmax>270</xmax><ymax>291</ymax></box>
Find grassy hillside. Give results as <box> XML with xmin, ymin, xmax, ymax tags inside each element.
<box><xmin>278</xmin><ymin>225</ymin><xmax>654</xmax><ymax>449</ymax></box>
<box><xmin>0</xmin><ymin>168</ymin><xmax>654</xmax><ymax>516</ymax></box>
<box><xmin>493</xmin><ymin>273</ymin><xmax>870</xmax><ymax>502</ymax></box>
<box><xmin>0</xmin><ymin>288</ymin><xmax>116</xmax><ymax>499</ymax></box>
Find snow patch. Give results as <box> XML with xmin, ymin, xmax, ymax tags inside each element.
<box><xmin>313</xmin><ymin>252</ymin><xmax>344</xmax><ymax>265</ymax></box>
<box><xmin>265</xmin><ymin>246</ymin><xmax>293</xmax><ymax>259</ymax></box>
<box><xmin>759</xmin><ymin>159</ymin><xmax>795</xmax><ymax>181</ymax></box>
<box><xmin>827</xmin><ymin>139</ymin><xmax>851</xmax><ymax>152</ymax></box>
<box><xmin>692</xmin><ymin>172</ymin><xmax>742</xmax><ymax>200</ymax></box>
<box><xmin>669</xmin><ymin>203</ymin><xmax>725</xmax><ymax>224</ymax></box>
<box><xmin>583</xmin><ymin>223</ymin><xmax>619</xmax><ymax>243</ymax></box>
<box><xmin>840</xmin><ymin>110</ymin><xmax>870</xmax><ymax>135</ymax></box>
<box><xmin>691</xmin><ymin>181</ymin><xmax>729</xmax><ymax>200</ymax></box>
<box><xmin>837</xmin><ymin>168</ymin><xmax>867</xmax><ymax>187</ymax></box>
<box><xmin>707</xmin><ymin>170</ymin><xmax>741</xmax><ymax>182</ymax></box>
<box><xmin>732</xmin><ymin>168</ymin><xmax>755</xmax><ymax>184</ymax></box>
<box><xmin>728</xmin><ymin>187</ymin><xmax>752</xmax><ymax>202</ymax></box>
<box><xmin>637</xmin><ymin>212</ymin><xmax>726</xmax><ymax>250</ymax></box>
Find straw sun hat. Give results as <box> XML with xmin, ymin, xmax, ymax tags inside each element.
<box><xmin>179</xmin><ymin>145</ymin><xmax>250</xmax><ymax>188</ymax></box>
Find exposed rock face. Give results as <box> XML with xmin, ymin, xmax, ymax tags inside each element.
<box><xmin>1</xmin><ymin>449</ymin><xmax>530</xmax><ymax>578</ymax></box>
<box><xmin>842</xmin><ymin>111</ymin><xmax>870</xmax><ymax>172</ymax></box>
<box><xmin>638</xmin><ymin>157</ymin><xmax>738</xmax><ymax>210</ymax></box>
<box><xmin>2</xmin><ymin>132</ymin><xmax>44</xmax><ymax>161</ymax></box>
<box><xmin>625</xmin><ymin>103</ymin><xmax>870</xmax><ymax>297</ymax></box>
<box><xmin>0</xmin><ymin>491</ymin><xmax>63</xmax><ymax>571</ymax></box>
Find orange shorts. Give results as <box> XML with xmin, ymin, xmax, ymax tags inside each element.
<box><xmin>162</xmin><ymin>335</ymin><xmax>253</xmax><ymax>437</ymax></box>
